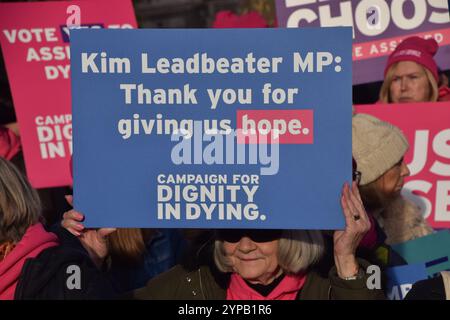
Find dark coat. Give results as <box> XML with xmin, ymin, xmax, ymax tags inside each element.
<box><xmin>404</xmin><ymin>275</ymin><xmax>445</xmax><ymax>300</ymax></box>
<box><xmin>14</xmin><ymin>226</ymin><xmax>115</xmax><ymax>300</ymax></box>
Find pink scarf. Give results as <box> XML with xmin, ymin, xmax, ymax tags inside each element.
<box><xmin>0</xmin><ymin>127</ymin><xmax>20</xmax><ymax>160</ymax></box>
<box><xmin>227</xmin><ymin>273</ymin><xmax>307</xmax><ymax>300</ymax></box>
<box><xmin>359</xmin><ymin>213</ymin><xmax>378</xmax><ymax>249</ymax></box>
<box><xmin>0</xmin><ymin>223</ymin><xmax>59</xmax><ymax>300</ymax></box>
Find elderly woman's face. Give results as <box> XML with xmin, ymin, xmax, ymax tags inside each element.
<box><xmin>221</xmin><ymin>230</ymin><xmax>281</xmax><ymax>285</ymax></box>
<box><xmin>377</xmin><ymin>158</ymin><xmax>410</xmax><ymax>198</ymax></box>
<box><xmin>389</xmin><ymin>61</ymin><xmax>431</xmax><ymax>103</ymax></box>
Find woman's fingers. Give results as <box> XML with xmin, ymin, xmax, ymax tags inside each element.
<box><xmin>62</xmin><ymin>222</ymin><xmax>81</xmax><ymax>236</ymax></box>
<box><xmin>61</xmin><ymin>210</ymin><xmax>86</xmax><ymax>236</ymax></box>
<box><xmin>351</xmin><ymin>181</ymin><xmax>364</xmax><ymax>206</ymax></box>
<box><xmin>349</xmin><ymin>182</ymin><xmax>371</xmax><ymax>229</ymax></box>
<box><xmin>341</xmin><ymin>182</ymin><xmax>370</xmax><ymax>235</ymax></box>
<box><xmin>344</xmin><ymin>182</ymin><xmax>368</xmax><ymax>223</ymax></box>
<box><xmin>340</xmin><ymin>185</ymin><xmax>356</xmax><ymax>227</ymax></box>
<box><xmin>98</xmin><ymin>228</ymin><xmax>117</xmax><ymax>238</ymax></box>
<box><xmin>350</xmin><ymin>181</ymin><xmax>367</xmax><ymax>216</ymax></box>
<box><xmin>342</xmin><ymin>183</ymin><xmax>359</xmax><ymax>222</ymax></box>
<box><xmin>347</xmin><ymin>183</ymin><xmax>368</xmax><ymax>222</ymax></box>
<box><xmin>63</xmin><ymin>221</ymin><xmax>84</xmax><ymax>236</ymax></box>
<box><xmin>335</xmin><ymin>182</ymin><xmax>371</xmax><ymax>257</ymax></box>
<box><xmin>63</xmin><ymin>209</ymin><xmax>84</xmax><ymax>221</ymax></box>
<box><xmin>346</xmin><ymin>182</ymin><xmax>363</xmax><ymax>215</ymax></box>
<box><xmin>65</xmin><ymin>194</ymin><xmax>73</xmax><ymax>207</ymax></box>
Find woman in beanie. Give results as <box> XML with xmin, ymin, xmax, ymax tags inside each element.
<box><xmin>352</xmin><ymin>114</ymin><xmax>433</xmax><ymax>257</ymax></box>
<box><xmin>379</xmin><ymin>36</ymin><xmax>450</xmax><ymax>103</ymax></box>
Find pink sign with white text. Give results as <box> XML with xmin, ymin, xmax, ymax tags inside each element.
<box><xmin>355</xmin><ymin>102</ymin><xmax>450</xmax><ymax>229</ymax></box>
<box><xmin>0</xmin><ymin>0</ymin><xmax>137</xmax><ymax>188</ymax></box>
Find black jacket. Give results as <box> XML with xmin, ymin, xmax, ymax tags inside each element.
<box><xmin>14</xmin><ymin>225</ymin><xmax>115</xmax><ymax>300</ymax></box>
<box><xmin>404</xmin><ymin>275</ymin><xmax>445</xmax><ymax>300</ymax></box>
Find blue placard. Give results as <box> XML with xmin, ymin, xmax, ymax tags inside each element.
<box><xmin>386</xmin><ymin>263</ymin><xmax>429</xmax><ymax>300</ymax></box>
<box><xmin>71</xmin><ymin>28</ymin><xmax>352</xmax><ymax>228</ymax></box>
<box><xmin>392</xmin><ymin>230</ymin><xmax>450</xmax><ymax>276</ymax></box>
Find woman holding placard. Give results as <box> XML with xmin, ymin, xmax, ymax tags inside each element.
<box><xmin>62</xmin><ymin>180</ymin><xmax>384</xmax><ymax>300</ymax></box>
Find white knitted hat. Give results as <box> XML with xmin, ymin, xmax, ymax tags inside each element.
<box><xmin>352</xmin><ymin>113</ymin><xmax>409</xmax><ymax>186</ymax></box>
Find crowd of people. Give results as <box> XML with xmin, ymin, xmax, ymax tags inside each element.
<box><xmin>1</xmin><ymin>10</ymin><xmax>450</xmax><ymax>300</ymax></box>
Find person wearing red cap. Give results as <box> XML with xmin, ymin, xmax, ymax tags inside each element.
<box><xmin>379</xmin><ymin>36</ymin><xmax>450</xmax><ymax>103</ymax></box>
<box><xmin>212</xmin><ymin>10</ymin><xmax>268</xmax><ymax>28</ymax></box>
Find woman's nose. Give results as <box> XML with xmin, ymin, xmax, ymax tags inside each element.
<box><xmin>238</xmin><ymin>236</ymin><xmax>256</xmax><ymax>252</ymax></box>
<box><xmin>400</xmin><ymin>77</ymin><xmax>410</xmax><ymax>92</ymax></box>
<box><xmin>401</xmin><ymin>161</ymin><xmax>410</xmax><ymax>177</ymax></box>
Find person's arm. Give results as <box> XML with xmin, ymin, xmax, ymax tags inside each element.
<box><xmin>333</xmin><ymin>182</ymin><xmax>371</xmax><ymax>278</ymax></box>
<box><xmin>328</xmin><ymin>258</ymin><xmax>385</xmax><ymax>300</ymax></box>
<box><xmin>61</xmin><ymin>195</ymin><xmax>116</xmax><ymax>269</ymax></box>
<box><xmin>330</xmin><ymin>182</ymin><xmax>385</xmax><ymax>299</ymax></box>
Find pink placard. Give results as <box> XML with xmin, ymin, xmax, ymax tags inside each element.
<box><xmin>275</xmin><ymin>0</ymin><xmax>450</xmax><ymax>84</ymax></box>
<box><xmin>354</xmin><ymin>102</ymin><xmax>450</xmax><ymax>229</ymax></box>
<box><xmin>0</xmin><ymin>0</ymin><xmax>137</xmax><ymax>188</ymax></box>
<box><xmin>236</xmin><ymin>109</ymin><xmax>314</xmax><ymax>144</ymax></box>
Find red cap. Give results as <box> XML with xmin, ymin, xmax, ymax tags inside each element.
<box><xmin>384</xmin><ymin>36</ymin><xmax>439</xmax><ymax>82</ymax></box>
<box><xmin>212</xmin><ymin>10</ymin><xmax>268</xmax><ymax>28</ymax></box>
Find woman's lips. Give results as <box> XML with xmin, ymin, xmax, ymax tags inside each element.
<box><xmin>239</xmin><ymin>257</ymin><xmax>260</xmax><ymax>262</ymax></box>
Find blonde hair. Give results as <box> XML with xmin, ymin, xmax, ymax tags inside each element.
<box><xmin>0</xmin><ymin>158</ymin><xmax>41</xmax><ymax>243</ymax></box>
<box><xmin>214</xmin><ymin>230</ymin><xmax>324</xmax><ymax>275</ymax></box>
<box><xmin>379</xmin><ymin>62</ymin><xmax>439</xmax><ymax>103</ymax></box>
<box><xmin>108</xmin><ymin>228</ymin><xmax>155</xmax><ymax>265</ymax></box>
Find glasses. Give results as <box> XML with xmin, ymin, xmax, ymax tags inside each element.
<box><xmin>353</xmin><ymin>170</ymin><xmax>361</xmax><ymax>185</ymax></box>
<box><xmin>217</xmin><ymin>229</ymin><xmax>282</xmax><ymax>243</ymax></box>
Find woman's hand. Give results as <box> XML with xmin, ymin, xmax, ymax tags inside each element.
<box><xmin>333</xmin><ymin>181</ymin><xmax>371</xmax><ymax>278</ymax></box>
<box><xmin>62</xmin><ymin>195</ymin><xmax>116</xmax><ymax>268</ymax></box>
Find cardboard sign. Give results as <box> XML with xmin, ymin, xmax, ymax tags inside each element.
<box><xmin>275</xmin><ymin>0</ymin><xmax>450</xmax><ymax>84</ymax></box>
<box><xmin>355</xmin><ymin>102</ymin><xmax>450</xmax><ymax>229</ymax></box>
<box><xmin>0</xmin><ymin>0</ymin><xmax>137</xmax><ymax>188</ymax></box>
<box><xmin>71</xmin><ymin>28</ymin><xmax>352</xmax><ymax>228</ymax></box>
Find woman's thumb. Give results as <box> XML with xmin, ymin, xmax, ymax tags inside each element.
<box><xmin>65</xmin><ymin>194</ymin><xmax>73</xmax><ymax>207</ymax></box>
<box><xmin>98</xmin><ymin>228</ymin><xmax>117</xmax><ymax>238</ymax></box>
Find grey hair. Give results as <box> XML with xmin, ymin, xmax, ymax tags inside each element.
<box><xmin>214</xmin><ymin>230</ymin><xmax>325</xmax><ymax>274</ymax></box>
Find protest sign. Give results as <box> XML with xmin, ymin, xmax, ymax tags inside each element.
<box><xmin>275</xmin><ymin>0</ymin><xmax>450</xmax><ymax>84</ymax></box>
<box><xmin>0</xmin><ymin>0</ymin><xmax>137</xmax><ymax>188</ymax></box>
<box><xmin>355</xmin><ymin>102</ymin><xmax>450</xmax><ymax>229</ymax></box>
<box><xmin>71</xmin><ymin>28</ymin><xmax>352</xmax><ymax>228</ymax></box>
<box><xmin>391</xmin><ymin>230</ymin><xmax>450</xmax><ymax>276</ymax></box>
<box><xmin>386</xmin><ymin>263</ymin><xmax>429</xmax><ymax>300</ymax></box>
